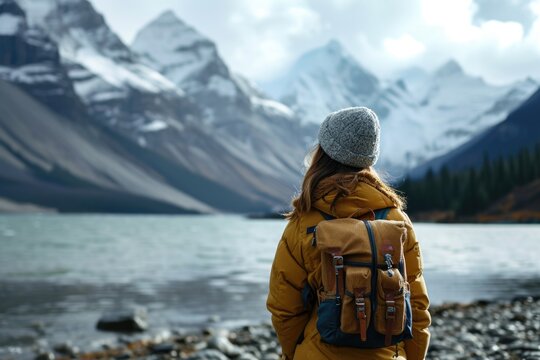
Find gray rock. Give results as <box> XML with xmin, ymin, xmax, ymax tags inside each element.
<box><xmin>53</xmin><ymin>342</ymin><xmax>79</xmax><ymax>357</ymax></box>
<box><xmin>34</xmin><ymin>352</ymin><xmax>55</xmax><ymax>360</ymax></box>
<box><xmin>186</xmin><ymin>349</ymin><xmax>229</xmax><ymax>360</ymax></box>
<box><xmin>261</xmin><ymin>353</ymin><xmax>280</xmax><ymax>360</ymax></box>
<box><xmin>114</xmin><ymin>352</ymin><xmax>132</xmax><ymax>360</ymax></box>
<box><xmin>97</xmin><ymin>308</ymin><xmax>148</xmax><ymax>332</ymax></box>
<box><xmin>208</xmin><ymin>335</ymin><xmax>243</xmax><ymax>357</ymax></box>
<box><xmin>237</xmin><ymin>353</ymin><xmax>258</xmax><ymax>360</ymax></box>
<box><xmin>150</xmin><ymin>343</ymin><xmax>175</xmax><ymax>354</ymax></box>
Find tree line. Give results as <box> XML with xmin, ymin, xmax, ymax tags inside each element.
<box><xmin>399</xmin><ymin>143</ymin><xmax>540</xmax><ymax>216</ymax></box>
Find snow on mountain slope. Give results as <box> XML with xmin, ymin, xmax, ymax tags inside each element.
<box><xmin>132</xmin><ymin>10</ymin><xmax>227</xmax><ymax>94</ymax></box>
<box><xmin>0</xmin><ymin>79</ymin><xmax>214</xmax><ymax>213</ymax></box>
<box><xmin>262</xmin><ymin>39</ymin><xmax>380</xmax><ymax>124</ymax></box>
<box><xmin>11</xmin><ymin>1</ymin><xmax>312</xmax><ymax>209</ymax></box>
<box><xmin>265</xmin><ymin>40</ymin><xmax>538</xmax><ymax>175</ymax></box>
<box><xmin>132</xmin><ymin>10</ymin><xmax>315</xmax><ymax>188</ymax></box>
<box><xmin>0</xmin><ymin>1</ymin><xmax>275</xmax><ymax>213</ymax></box>
<box><xmin>0</xmin><ymin>0</ymin><xmax>89</xmax><ymax>122</ymax></box>
<box><xmin>132</xmin><ymin>11</ymin><xmax>298</xmax><ymax>123</ymax></box>
<box><xmin>403</xmin><ymin>60</ymin><xmax>538</xmax><ymax>165</ymax></box>
<box><xmin>411</xmin><ymin>85</ymin><xmax>540</xmax><ymax>178</ymax></box>
<box><xmin>17</xmin><ymin>0</ymin><xmax>178</xmax><ymax>95</ymax></box>
<box><xmin>16</xmin><ymin>0</ymin><xmax>187</xmax><ymax>136</ymax></box>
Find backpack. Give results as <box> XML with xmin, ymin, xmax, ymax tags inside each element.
<box><xmin>305</xmin><ymin>207</ymin><xmax>413</xmax><ymax>348</ymax></box>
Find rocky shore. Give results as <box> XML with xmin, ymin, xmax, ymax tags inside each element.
<box><xmin>31</xmin><ymin>296</ymin><xmax>539</xmax><ymax>360</ymax></box>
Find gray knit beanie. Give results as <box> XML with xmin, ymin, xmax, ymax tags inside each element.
<box><xmin>318</xmin><ymin>106</ymin><xmax>380</xmax><ymax>168</ymax></box>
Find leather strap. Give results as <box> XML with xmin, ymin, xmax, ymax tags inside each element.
<box><xmin>332</xmin><ymin>253</ymin><xmax>344</xmax><ymax>304</ymax></box>
<box><xmin>384</xmin><ymin>291</ymin><xmax>396</xmax><ymax>346</ymax></box>
<box><xmin>354</xmin><ymin>288</ymin><xmax>367</xmax><ymax>341</ymax></box>
<box><xmin>324</xmin><ymin>249</ymin><xmax>343</xmax><ymax>304</ymax></box>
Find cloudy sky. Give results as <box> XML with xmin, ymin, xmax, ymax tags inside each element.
<box><xmin>91</xmin><ymin>0</ymin><xmax>540</xmax><ymax>85</ymax></box>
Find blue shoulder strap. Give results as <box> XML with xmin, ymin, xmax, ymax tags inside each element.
<box><xmin>306</xmin><ymin>210</ymin><xmax>335</xmax><ymax>234</ymax></box>
<box><xmin>374</xmin><ymin>207</ymin><xmax>391</xmax><ymax>220</ymax></box>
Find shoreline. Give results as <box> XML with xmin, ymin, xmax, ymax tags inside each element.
<box><xmin>25</xmin><ymin>296</ymin><xmax>540</xmax><ymax>360</ymax></box>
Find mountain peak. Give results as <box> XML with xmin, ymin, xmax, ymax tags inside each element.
<box><xmin>153</xmin><ymin>9</ymin><xmax>184</xmax><ymax>26</ymax></box>
<box><xmin>324</xmin><ymin>39</ymin><xmax>344</xmax><ymax>52</ymax></box>
<box><xmin>0</xmin><ymin>0</ymin><xmax>27</xmax><ymax>35</ymax></box>
<box><xmin>435</xmin><ymin>59</ymin><xmax>464</xmax><ymax>77</ymax></box>
<box><xmin>134</xmin><ymin>9</ymin><xmax>210</xmax><ymax>51</ymax></box>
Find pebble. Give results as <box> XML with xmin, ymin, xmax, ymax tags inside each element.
<box><xmin>186</xmin><ymin>349</ymin><xmax>229</xmax><ymax>360</ymax></box>
<box><xmin>208</xmin><ymin>334</ymin><xmax>244</xmax><ymax>357</ymax></box>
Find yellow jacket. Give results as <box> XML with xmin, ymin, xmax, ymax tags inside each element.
<box><xmin>267</xmin><ymin>181</ymin><xmax>431</xmax><ymax>360</ymax></box>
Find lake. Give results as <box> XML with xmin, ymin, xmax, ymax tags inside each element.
<box><xmin>0</xmin><ymin>214</ymin><xmax>539</xmax><ymax>358</ymax></box>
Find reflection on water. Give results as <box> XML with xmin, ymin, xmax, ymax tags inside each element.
<box><xmin>0</xmin><ymin>215</ymin><xmax>539</xmax><ymax>353</ymax></box>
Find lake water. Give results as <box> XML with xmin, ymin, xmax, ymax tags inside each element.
<box><xmin>0</xmin><ymin>214</ymin><xmax>539</xmax><ymax>357</ymax></box>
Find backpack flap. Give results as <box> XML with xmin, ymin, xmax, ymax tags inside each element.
<box><xmin>316</xmin><ymin>218</ymin><xmax>372</xmax><ymax>258</ymax></box>
<box><xmin>370</xmin><ymin>220</ymin><xmax>408</xmax><ymax>345</ymax></box>
<box><xmin>371</xmin><ymin>220</ymin><xmax>407</xmax><ymax>267</ymax></box>
<box><xmin>340</xmin><ymin>267</ymin><xmax>372</xmax><ymax>341</ymax></box>
<box><xmin>316</xmin><ymin>218</ymin><xmax>373</xmax><ymax>301</ymax></box>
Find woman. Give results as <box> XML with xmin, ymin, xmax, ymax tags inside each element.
<box><xmin>267</xmin><ymin>107</ymin><xmax>430</xmax><ymax>360</ymax></box>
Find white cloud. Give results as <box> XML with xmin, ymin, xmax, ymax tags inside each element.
<box><xmin>383</xmin><ymin>34</ymin><xmax>426</xmax><ymax>59</ymax></box>
<box><xmin>89</xmin><ymin>0</ymin><xmax>540</xmax><ymax>85</ymax></box>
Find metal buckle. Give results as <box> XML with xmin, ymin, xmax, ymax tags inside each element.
<box><xmin>384</xmin><ymin>253</ymin><xmax>394</xmax><ymax>277</ymax></box>
<box><xmin>332</xmin><ymin>255</ymin><xmax>344</xmax><ymax>269</ymax></box>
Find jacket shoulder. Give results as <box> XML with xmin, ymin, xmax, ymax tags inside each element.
<box><xmin>385</xmin><ymin>207</ymin><xmax>412</xmax><ymax>224</ymax></box>
<box><xmin>282</xmin><ymin>211</ymin><xmax>325</xmax><ymax>272</ymax></box>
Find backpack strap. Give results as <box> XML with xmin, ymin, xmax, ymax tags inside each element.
<box><xmin>306</xmin><ymin>210</ymin><xmax>335</xmax><ymax>234</ymax></box>
<box><xmin>374</xmin><ymin>207</ymin><xmax>392</xmax><ymax>220</ymax></box>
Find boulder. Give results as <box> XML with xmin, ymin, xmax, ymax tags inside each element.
<box><xmin>96</xmin><ymin>308</ymin><xmax>148</xmax><ymax>332</ymax></box>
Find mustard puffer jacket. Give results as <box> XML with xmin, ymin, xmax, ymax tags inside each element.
<box><xmin>267</xmin><ymin>181</ymin><xmax>431</xmax><ymax>360</ymax></box>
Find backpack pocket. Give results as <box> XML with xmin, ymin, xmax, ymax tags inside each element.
<box><xmin>374</xmin><ymin>269</ymin><xmax>407</xmax><ymax>336</ymax></box>
<box><xmin>340</xmin><ymin>267</ymin><xmax>371</xmax><ymax>340</ymax></box>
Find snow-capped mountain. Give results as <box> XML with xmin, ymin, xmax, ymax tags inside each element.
<box><xmin>0</xmin><ymin>0</ymin><xmax>87</xmax><ymax>121</ymax></box>
<box><xmin>411</xmin><ymin>85</ymin><xmax>540</xmax><ymax>178</ymax></box>
<box><xmin>0</xmin><ymin>0</ymin><xmax>227</xmax><ymax>213</ymax></box>
<box><xmin>398</xmin><ymin>60</ymin><xmax>538</xmax><ymax>166</ymax></box>
<box><xmin>11</xmin><ymin>0</ymin><xmax>315</xmax><ymax>211</ymax></box>
<box><xmin>132</xmin><ymin>10</ymin><xmax>316</xmax><ymax>191</ymax></box>
<box><xmin>262</xmin><ymin>39</ymin><xmax>380</xmax><ymax>124</ymax></box>
<box><xmin>264</xmin><ymin>41</ymin><xmax>538</xmax><ymax>175</ymax></box>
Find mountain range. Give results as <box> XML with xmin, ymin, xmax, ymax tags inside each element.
<box><xmin>0</xmin><ymin>0</ymin><xmax>316</xmax><ymax>213</ymax></box>
<box><xmin>412</xmin><ymin>87</ymin><xmax>540</xmax><ymax>177</ymax></box>
<box><xmin>263</xmin><ymin>40</ymin><xmax>538</xmax><ymax>175</ymax></box>
<box><xmin>0</xmin><ymin>0</ymin><xmax>538</xmax><ymax>213</ymax></box>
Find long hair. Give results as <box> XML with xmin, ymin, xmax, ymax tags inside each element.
<box><xmin>286</xmin><ymin>144</ymin><xmax>405</xmax><ymax>221</ymax></box>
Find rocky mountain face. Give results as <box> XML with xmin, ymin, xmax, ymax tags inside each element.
<box><xmin>411</xmin><ymin>86</ymin><xmax>540</xmax><ymax>177</ymax></box>
<box><xmin>2</xmin><ymin>0</ymin><xmax>317</xmax><ymax>212</ymax></box>
<box><xmin>264</xmin><ymin>41</ymin><xmax>538</xmax><ymax>175</ymax></box>
<box><xmin>263</xmin><ymin>39</ymin><xmax>380</xmax><ymax>125</ymax></box>
<box><xmin>0</xmin><ymin>0</ymin><xmax>269</xmax><ymax>213</ymax></box>
<box><xmin>0</xmin><ymin>0</ymin><xmax>86</xmax><ymax>121</ymax></box>
<box><xmin>132</xmin><ymin>11</ymin><xmax>316</xmax><ymax>192</ymax></box>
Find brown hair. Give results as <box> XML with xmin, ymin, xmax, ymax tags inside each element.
<box><xmin>285</xmin><ymin>144</ymin><xmax>405</xmax><ymax>221</ymax></box>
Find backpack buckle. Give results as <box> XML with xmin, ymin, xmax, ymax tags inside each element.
<box><xmin>355</xmin><ymin>297</ymin><xmax>365</xmax><ymax>311</ymax></box>
<box><xmin>385</xmin><ymin>300</ymin><xmax>396</xmax><ymax>319</ymax></box>
<box><xmin>384</xmin><ymin>253</ymin><xmax>394</xmax><ymax>277</ymax></box>
<box><xmin>332</xmin><ymin>255</ymin><xmax>344</xmax><ymax>270</ymax></box>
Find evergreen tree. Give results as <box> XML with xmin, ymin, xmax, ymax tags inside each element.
<box><xmin>397</xmin><ymin>142</ymin><xmax>540</xmax><ymax>217</ymax></box>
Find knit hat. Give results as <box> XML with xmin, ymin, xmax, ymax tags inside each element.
<box><xmin>318</xmin><ymin>106</ymin><xmax>380</xmax><ymax>168</ymax></box>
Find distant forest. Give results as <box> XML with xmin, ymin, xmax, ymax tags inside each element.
<box><xmin>399</xmin><ymin>143</ymin><xmax>540</xmax><ymax>216</ymax></box>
